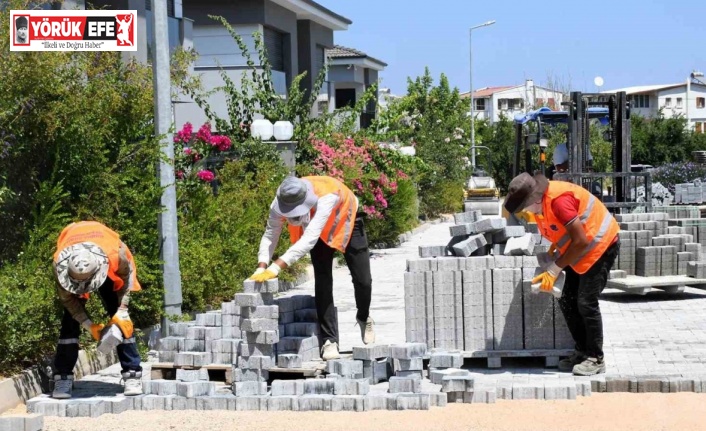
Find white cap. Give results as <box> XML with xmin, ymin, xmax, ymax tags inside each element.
<box><xmin>553</xmin><ymin>143</ymin><xmax>592</xmax><ymax>166</ymax></box>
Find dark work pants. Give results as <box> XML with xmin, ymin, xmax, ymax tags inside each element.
<box><xmin>54</xmin><ymin>279</ymin><xmax>142</xmax><ymax>375</ymax></box>
<box><xmin>559</xmin><ymin>240</ymin><xmax>619</xmax><ymax>360</ymax></box>
<box><xmin>310</xmin><ymin>214</ymin><xmax>372</xmax><ymax>344</ymax></box>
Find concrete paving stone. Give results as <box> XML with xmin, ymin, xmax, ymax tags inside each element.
<box><xmin>512</xmin><ymin>383</ymin><xmax>544</xmax><ymax>400</ymax></box>
<box><xmin>436</xmin><ymin>258</ymin><xmax>462</xmax><ymax>272</ymax></box>
<box><xmin>182</xmin><ymin>339</ymin><xmax>205</xmax><ymax>352</ymax></box>
<box><xmin>428</xmin><ymin>392</ymin><xmax>447</xmax><ymax>407</ymax></box>
<box><xmin>473</xmin><ymin>218</ymin><xmax>506</xmax><ymax>234</ymax></box>
<box><xmin>429</xmin><ymin>368</ymin><xmax>469</xmax><ymax>385</ymax></box>
<box><xmin>186</xmin><ymin>326</ymin><xmax>206</xmax><ymax>340</ymax></box>
<box><xmin>544</xmin><ymin>380</ymin><xmax>577</xmax><ymax>400</ymax></box>
<box><xmin>277</xmin><ymin>354</ymin><xmax>303</xmax><ymax>368</ymax></box>
<box><xmin>429</xmin><ymin>352</ymin><xmax>463</xmax><ymax>369</ymax></box>
<box><xmin>388</xmin><ymin>376</ymin><xmax>422</xmax><ymax>393</ymax></box>
<box><xmin>454</xmin><ymin>210</ymin><xmax>481</xmax><ymax>225</ymax></box>
<box><xmin>297</xmin><ymin>395</ymin><xmax>334</xmax><ymax>411</ymax></box>
<box><xmin>211</xmin><ymin>339</ymin><xmax>242</xmax><ymax>354</ymax></box>
<box><xmin>352</xmin><ymin>345</ymin><xmax>390</xmax><ymax>361</ymax></box>
<box><xmin>333</xmin><ymin>378</ymin><xmax>370</xmax><ymax>396</ymax></box>
<box><xmin>504</xmin><ymin>234</ymin><xmax>536</xmax><ymax>256</ymax></box>
<box><xmin>271</xmin><ymin>380</ymin><xmax>305</xmax><ymax>396</ymax></box>
<box><xmin>589</xmin><ymin>375</ymin><xmax>607</xmax><ymax>393</ymax></box>
<box><xmin>221</xmin><ymin>301</ymin><xmax>238</xmax><ymax>315</ymax></box>
<box><xmin>326</xmin><ymin>359</ymin><xmax>364</xmax><ymax>378</ymax></box>
<box><xmin>233</xmin><ymin>368</ymin><xmax>269</xmax><ymax>382</ymax></box>
<box><xmin>169</xmin><ymin>396</ymin><xmax>196</xmax><ymax>410</ymax></box>
<box><xmin>441</xmin><ymin>376</ymin><xmax>474</xmax><ymax>393</ymax></box>
<box><xmin>573</xmin><ymin>378</ymin><xmax>592</xmax><ymax>397</ymax></box>
<box><xmin>292</xmin><ymin>308</ymin><xmax>317</xmax><ymax>322</ymax></box>
<box><xmin>239</xmin><ymin>342</ymin><xmax>275</xmax><ymax>358</ymax></box>
<box><xmin>245</xmin><ymin>330</ymin><xmax>279</xmax><ymax>345</ymax></box>
<box><xmin>284</xmin><ymin>322</ymin><xmax>319</xmax><ymax>337</ymax></box>
<box><xmin>396</xmin><ymin>393</ymin><xmax>431</xmax><ymax>410</ymax></box>
<box><xmin>389</xmin><ymin>343</ymin><xmax>427</xmax><ymax>359</ymax></box>
<box><xmin>266</xmin><ymin>396</ymin><xmax>297</xmax><ymax>411</ymax></box>
<box><xmin>234</xmin><ymin>396</ymin><xmax>267</xmax><ymax>411</ymax></box>
<box><xmin>492</xmin><ymin>226</ymin><xmax>526</xmax><ymax>243</ymax></box>
<box><xmin>234</xmin><ymin>293</ymin><xmax>270</xmax><ymax>307</ymax></box>
<box><xmin>419</xmin><ymin>245</ymin><xmax>448</xmax><ymax>258</ymax></box>
<box><xmin>240</xmin><ymin>318</ymin><xmax>278</xmax><ymax>333</ymax></box>
<box><xmin>243</xmin><ymin>279</ymin><xmax>279</xmax><ymax>294</ymax></box>
<box><xmin>446</xmin><ymin>391</ymin><xmax>464</xmax><ymax>403</ymax></box>
<box><xmin>159</xmin><ymin>336</ymin><xmax>185</xmax><ymax>352</ymax></box>
<box><xmin>449</xmin><ymin>224</ymin><xmax>474</xmax><ymax>237</ymax></box>
<box><xmin>241</xmin><ymin>305</ymin><xmax>279</xmax><ymax>320</ymax></box>
<box><xmin>362</xmin><ymin>395</ymin><xmax>396</xmax><ymax>411</ymax></box>
<box><xmin>392</xmin><ymin>358</ymin><xmax>423</xmax><ymax>372</ymax></box>
<box><xmin>331</xmin><ymin>396</ymin><xmax>366</xmax><ymax>412</ymax></box>
<box><xmin>196</xmin><ymin>395</ymin><xmax>233</xmax><ymax>410</ymax></box>
<box><xmin>177</xmin><ymin>381</ymin><xmax>215</xmax><ymax>398</ymax></box>
<box><xmin>233</xmin><ymin>381</ymin><xmax>268</xmax><ymax>396</ymax></box>
<box><xmin>144</xmin><ymin>379</ymin><xmax>178</xmax><ymax>395</ymax></box>
<box><xmin>303</xmin><ymin>379</ymin><xmax>337</xmax><ymax>395</ymax></box>
<box><xmin>463</xmin><ymin>387</ymin><xmax>497</xmax><ymax>404</ymax></box>
<box><xmin>396</xmin><ymin>370</ymin><xmax>424</xmax><ymax>379</ymax></box>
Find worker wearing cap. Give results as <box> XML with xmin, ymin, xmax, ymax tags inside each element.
<box><xmin>52</xmin><ymin>221</ymin><xmax>143</xmax><ymax>398</ymax></box>
<box><xmin>505</xmin><ymin>172</ymin><xmax>620</xmax><ymax>376</ymax></box>
<box><xmin>251</xmin><ymin>176</ymin><xmax>375</xmax><ymax>360</ymax></box>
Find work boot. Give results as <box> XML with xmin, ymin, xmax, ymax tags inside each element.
<box><xmin>558</xmin><ymin>350</ymin><xmax>586</xmax><ymax>372</ymax></box>
<box><xmin>356</xmin><ymin>317</ymin><xmax>376</xmax><ymax>345</ymax></box>
<box><xmin>572</xmin><ymin>357</ymin><xmax>606</xmax><ymax>376</ymax></box>
<box><xmin>321</xmin><ymin>340</ymin><xmax>340</xmax><ymax>361</ymax></box>
<box><xmin>52</xmin><ymin>374</ymin><xmax>74</xmax><ymax>399</ymax></box>
<box><xmin>121</xmin><ymin>370</ymin><xmax>143</xmax><ymax>396</ymax></box>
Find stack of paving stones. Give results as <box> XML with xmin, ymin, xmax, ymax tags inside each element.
<box><xmin>673</xmin><ymin>182</ymin><xmax>706</xmax><ymax>205</ymax></box>
<box><xmin>614</xmin><ymin>212</ymin><xmax>706</xmax><ymax>277</ymax></box>
<box><xmin>0</xmin><ymin>414</ymin><xmax>43</xmax><ymax>431</ymax></box>
<box><xmin>405</xmin><ymin>211</ymin><xmax>574</xmax><ymax>356</ymax></box>
<box><xmin>274</xmin><ymin>294</ymin><xmax>322</xmax><ymax>361</ymax></box>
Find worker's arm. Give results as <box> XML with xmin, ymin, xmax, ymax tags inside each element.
<box><xmin>114</xmin><ymin>242</ymin><xmax>134</xmax><ymax>309</ymax></box>
<box><xmin>56</xmin><ymin>283</ymin><xmax>89</xmax><ymax>324</ymax></box>
<box><xmin>257</xmin><ymin>204</ymin><xmax>285</xmax><ymax>268</ymax></box>
<box><xmin>554</xmin><ymin>218</ymin><xmax>590</xmax><ymax>269</ymax></box>
<box><xmin>274</xmin><ymin>193</ymin><xmax>339</xmax><ymax>270</ymax></box>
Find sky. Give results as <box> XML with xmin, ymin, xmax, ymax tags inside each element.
<box><xmin>318</xmin><ymin>0</ymin><xmax>706</xmax><ymax>95</ymax></box>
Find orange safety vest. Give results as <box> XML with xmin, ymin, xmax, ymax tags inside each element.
<box><xmin>535</xmin><ymin>181</ymin><xmax>619</xmax><ymax>274</ymax></box>
<box><xmin>288</xmin><ymin>176</ymin><xmax>358</xmax><ymax>252</ymax></box>
<box><xmin>54</xmin><ymin>221</ymin><xmax>142</xmax><ymax>295</ymax></box>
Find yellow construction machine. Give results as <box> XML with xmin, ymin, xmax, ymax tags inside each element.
<box><xmin>464</xmin><ymin>145</ymin><xmax>501</xmax><ymax>215</ymax></box>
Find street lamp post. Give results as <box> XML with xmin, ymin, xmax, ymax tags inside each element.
<box><xmin>469</xmin><ymin>20</ymin><xmax>496</xmax><ymax>169</ymax></box>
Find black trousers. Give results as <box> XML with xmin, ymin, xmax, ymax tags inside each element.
<box><xmin>559</xmin><ymin>240</ymin><xmax>619</xmax><ymax>359</ymax></box>
<box><xmin>310</xmin><ymin>215</ymin><xmax>372</xmax><ymax>344</ymax></box>
<box><xmin>54</xmin><ymin>279</ymin><xmax>142</xmax><ymax>375</ymax></box>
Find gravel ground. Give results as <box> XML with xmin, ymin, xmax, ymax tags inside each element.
<box><xmin>36</xmin><ymin>393</ymin><xmax>706</xmax><ymax>431</ymax></box>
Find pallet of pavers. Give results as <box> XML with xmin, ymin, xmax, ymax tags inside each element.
<box><xmin>611</xmin><ymin>211</ymin><xmax>706</xmax><ymax>294</ymax></box>
<box><xmin>406</xmin><ymin>210</ymin><xmax>574</xmax><ymax>368</ymax></box>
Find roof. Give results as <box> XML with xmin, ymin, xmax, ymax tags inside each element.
<box><xmin>327</xmin><ymin>45</ymin><xmax>388</xmax><ymax>67</ymax></box>
<box><xmin>601</xmin><ymin>83</ymin><xmax>685</xmax><ymax>94</ymax></box>
<box><xmin>270</xmin><ymin>0</ymin><xmax>351</xmax><ymax>30</ymax></box>
<box><xmin>461</xmin><ymin>86</ymin><xmax>514</xmax><ymax>98</ymax></box>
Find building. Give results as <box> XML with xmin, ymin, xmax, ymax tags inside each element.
<box><xmin>174</xmin><ymin>0</ymin><xmax>352</xmax><ymax>129</ymax></box>
<box><xmin>461</xmin><ymin>80</ymin><xmax>565</xmax><ymax>124</ymax></box>
<box><xmin>602</xmin><ymin>78</ymin><xmax>706</xmax><ymax>133</ymax></box>
<box><xmin>321</xmin><ymin>45</ymin><xmax>387</xmax><ymax>128</ymax></box>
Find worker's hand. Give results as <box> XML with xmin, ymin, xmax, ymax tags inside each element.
<box><xmin>249</xmin><ymin>263</ymin><xmax>281</xmax><ymax>282</ymax></box>
<box><xmin>531</xmin><ymin>263</ymin><xmax>562</xmax><ymax>293</ymax></box>
<box><xmin>109</xmin><ymin>308</ymin><xmax>134</xmax><ymax>339</ymax></box>
<box><xmin>250</xmin><ymin>267</ymin><xmax>265</xmax><ymax>279</ymax></box>
<box><xmin>517</xmin><ymin>210</ymin><xmax>533</xmax><ymax>223</ymax></box>
<box><xmin>82</xmin><ymin>320</ymin><xmax>105</xmax><ymax>341</ymax></box>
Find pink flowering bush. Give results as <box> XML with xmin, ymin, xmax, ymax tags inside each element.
<box><xmin>303</xmin><ymin>133</ymin><xmax>422</xmax><ymax>244</ymax></box>
<box><xmin>173</xmin><ymin>122</ymin><xmax>233</xmax><ymax>187</ymax></box>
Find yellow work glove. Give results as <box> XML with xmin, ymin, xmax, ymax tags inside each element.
<box><xmin>82</xmin><ymin>320</ymin><xmax>105</xmax><ymax>341</ymax></box>
<box><xmin>249</xmin><ymin>263</ymin><xmax>280</xmax><ymax>282</ymax></box>
<box><xmin>531</xmin><ymin>263</ymin><xmax>562</xmax><ymax>293</ymax></box>
<box><xmin>517</xmin><ymin>210</ymin><xmax>533</xmax><ymax>223</ymax></box>
<box><xmin>109</xmin><ymin>308</ymin><xmax>134</xmax><ymax>339</ymax></box>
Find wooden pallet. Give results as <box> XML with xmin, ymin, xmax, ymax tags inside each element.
<box><xmin>607</xmin><ymin>275</ymin><xmax>706</xmax><ymax>295</ymax></box>
<box><xmin>149</xmin><ymin>363</ymin><xmax>232</xmax><ymax>384</ymax></box>
<box><xmin>462</xmin><ymin>349</ymin><xmax>575</xmax><ymax>369</ymax></box>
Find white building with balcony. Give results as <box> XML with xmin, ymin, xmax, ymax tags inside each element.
<box><xmin>461</xmin><ymin>79</ymin><xmax>565</xmax><ymax>124</ymax></box>
<box><xmin>602</xmin><ymin>80</ymin><xmax>706</xmax><ymax>133</ymax></box>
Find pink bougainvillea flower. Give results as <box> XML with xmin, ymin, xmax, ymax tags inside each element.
<box><xmin>183</xmin><ymin>147</ymin><xmax>192</xmax><ymax>155</ymax></box>
<box><xmin>196</xmin><ymin>123</ymin><xmax>212</xmax><ymax>143</ymax></box>
<box><xmin>174</xmin><ymin>122</ymin><xmax>194</xmax><ymax>143</ymax></box>
<box><xmin>197</xmin><ymin>170</ymin><xmax>215</xmax><ymax>182</ymax></box>
<box><xmin>176</xmin><ymin>170</ymin><xmax>185</xmax><ymax>179</ymax></box>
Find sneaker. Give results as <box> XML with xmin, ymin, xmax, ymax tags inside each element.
<box><xmin>121</xmin><ymin>371</ymin><xmax>143</xmax><ymax>396</ymax></box>
<box><xmin>558</xmin><ymin>350</ymin><xmax>586</xmax><ymax>372</ymax></box>
<box><xmin>52</xmin><ymin>374</ymin><xmax>74</xmax><ymax>399</ymax></box>
<box><xmin>356</xmin><ymin>317</ymin><xmax>376</xmax><ymax>345</ymax></box>
<box><xmin>321</xmin><ymin>340</ymin><xmax>340</xmax><ymax>361</ymax></box>
<box><xmin>572</xmin><ymin>357</ymin><xmax>606</xmax><ymax>376</ymax></box>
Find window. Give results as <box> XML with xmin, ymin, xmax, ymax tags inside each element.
<box><xmin>475</xmin><ymin>99</ymin><xmax>486</xmax><ymax>111</ymax></box>
<box><xmin>698</xmin><ymin>97</ymin><xmax>706</xmax><ymax>109</ymax></box>
<box><xmin>500</xmin><ymin>98</ymin><xmax>524</xmax><ymax>110</ymax></box>
<box><xmin>498</xmin><ymin>99</ymin><xmax>508</xmax><ymax>110</ymax></box>
<box><xmin>664</xmin><ymin>97</ymin><xmax>672</xmax><ymax>107</ymax></box>
<box><xmin>677</xmin><ymin>97</ymin><xmax>683</xmax><ymax>108</ymax></box>
<box><xmin>633</xmin><ymin>94</ymin><xmax>650</xmax><ymax>108</ymax></box>
<box><xmin>263</xmin><ymin>27</ymin><xmax>285</xmax><ymax>72</ymax></box>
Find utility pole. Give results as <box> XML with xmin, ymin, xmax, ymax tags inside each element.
<box><xmin>469</xmin><ymin>20</ymin><xmax>496</xmax><ymax>169</ymax></box>
<box><xmin>152</xmin><ymin>0</ymin><xmax>182</xmax><ymax>333</ymax></box>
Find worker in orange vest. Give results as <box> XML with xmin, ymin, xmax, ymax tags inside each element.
<box><xmin>251</xmin><ymin>176</ymin><xmax>375</xmax><ymax>360</ymax></box>
<box><xmin>504</xmin><ymin>173</ymin><xmax>620</xmax><ymax>376</ymax></box>
<box><xmin>51</xmin><ymin>221</ymin><xmax>143</xmax><ymax>398</ymax></box>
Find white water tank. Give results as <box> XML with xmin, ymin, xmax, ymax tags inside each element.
<box><xmin>251</xmin><ymin>119</ymin><xmax>274</xmax><ymax>140</ymax></box>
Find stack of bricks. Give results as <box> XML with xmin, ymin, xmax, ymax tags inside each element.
<box><xmin>667</xmin><ymin>218</ymin><xmax>706</xmax><ymax>248</ymax></box>
<box><xmin>441</xmin><ymin>374</ymin><xmax>496</xmax><ymax>404</ymax></box>
<box><xmin>420</xmin><ymin>210</ymin><xmax>548</xmax><ymax>259</ymax></box>
<box><xmin>232</xmin><ymin>279</ymin><xmax>279</xmax><ymax>397</ymax></box>
<box><xmin>274</xmin><ymin>294</ymin><xmax>321</xmax><ymax>362</ymax></box>
<box><xmin>404</xmin><ymin>253</ymin><xmax>573</xmax><ymax>353</ymax></box>
<box><xmin>0</xmin><ymin>415</ymin><xmax>43</xmax><ymax>431</ymax></box>
<box><xmin>427</xmin><ymin>350</ymin><xmax>464</xmax><ymax>385</ymax></box>
<box><xmin>353</xmin><ymin>345</ymin><xmax>393</xmax><ymax>384</ymax></box>
<box><xmin>674</xmin><ymin>183</ymin><xmax>706</xmax><ymax>205</ymax></box>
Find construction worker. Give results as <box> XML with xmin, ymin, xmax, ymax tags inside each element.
<box><xmin>504</xmin><ymin>173</ymin><xmax>620</xmax><ymax>376</ymax></box>
<box><xmin>52</xmin><ymin>221</ymin><xmax>143</xmax><ymax>398</ymax></box>
<box><xmin>251</xmin><ymin>176</ymin><xmax>375</xmax><ymax>360</ymax></box>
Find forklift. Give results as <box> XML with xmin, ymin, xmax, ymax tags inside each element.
<box><xmin>464</xmin><ymin>145</ymin><xmax>501</xmax><ymax>215</ymax></box>
<box><xmin>510</xmin><ymin>91</ymin><xmax>652</xmax><ymax>214</ymax></box>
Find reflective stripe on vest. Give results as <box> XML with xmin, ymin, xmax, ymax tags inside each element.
<box><xmin>54</xmin><ymin>221</ymin><xmax>141</xmax><ymax>293</ymax></box>
<box><xmin>536</xmin><ymin>182</ymin><xmax>619</xmax><ymax>274</ymax></box>
<box><xmin>288</xmin><ymin>176</ymin><xmax>358</xmax><ymax>252</ymax></box>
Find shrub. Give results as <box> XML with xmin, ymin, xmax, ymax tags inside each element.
<box><xmin>651</xmin><ymin>162</ymin><xmax>706</xmax><ymax>193</ymax></box>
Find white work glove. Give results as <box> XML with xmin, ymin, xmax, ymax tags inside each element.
<box><xmin>266</xmin><ymin>263</ymin><xmax>281</xmax><ymax>277</ymax></box>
